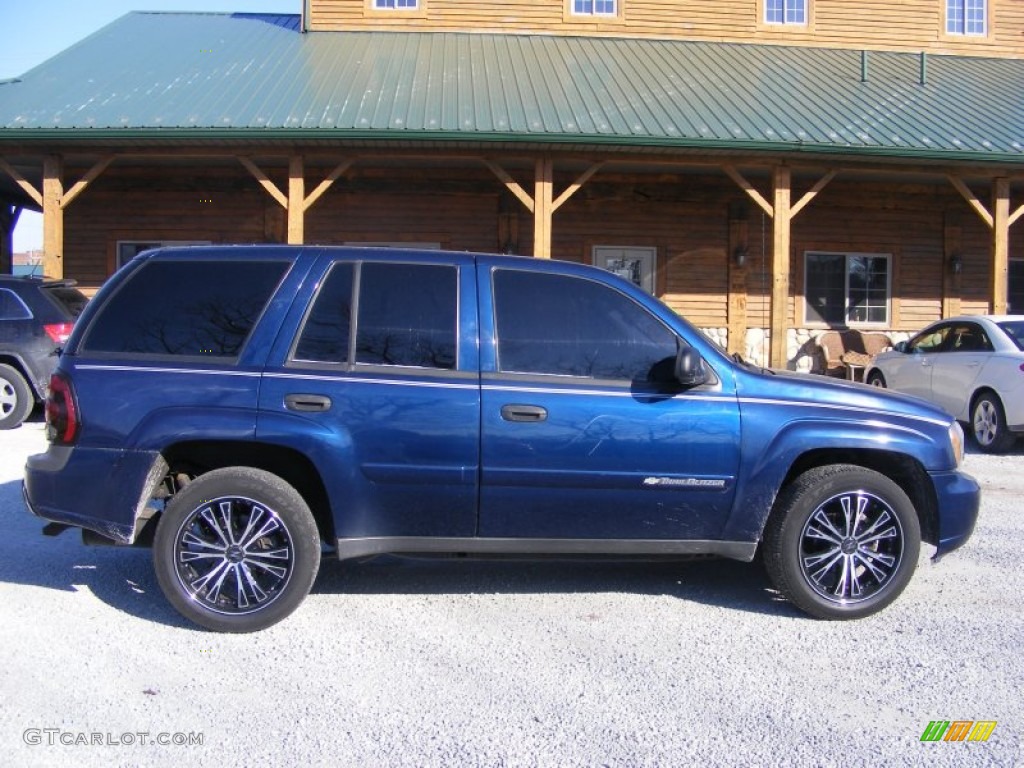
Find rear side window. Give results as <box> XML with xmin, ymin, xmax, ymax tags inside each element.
<box><xmin>293</xmin><ymin>263</ymin><xmax>355</xmax><ymax>364</ymax></box>
<box><xmin>356</xmin><ymin>263</ymin><xmax>457</xmax><ymax>369</ymax></box>
<box><xmin>0</xmin><ymin>288</ymin><xmax>32</xmax><ymax>320</ymax></box>
<box><xmin>81</xmin><ymin>260</ymin><xmax>288</xmax><ymax>358</ymax></box>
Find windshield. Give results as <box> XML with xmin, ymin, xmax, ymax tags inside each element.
<box><xmin>997</xmin><ymin>320</ymin><xmax>1024</xmax><ymax>351</ymax></box>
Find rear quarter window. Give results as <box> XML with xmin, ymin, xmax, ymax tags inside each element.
<box><xmin>80</xmin><ymin>260</ymin><xmax>289</xmax><ymax>359</ymax></box>
<box><xmin>0</xmin><ymin>288</ymin><xmax>32</xmax><ymax>320</ymax></box>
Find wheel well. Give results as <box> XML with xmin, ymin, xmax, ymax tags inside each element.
<box><xmin>780</xmin><ymin>448</ymin><xmax>938</xmax><ymax>546</ymax></box>
<box><xmin>156</xmin><ymin>440</ymin><xmax>335</xmax><ymax>543</ymax></box>
<box><xmin>970</xmin><ymin>386</ymin><xmax>1001</xmax><ymax>413</ymax></box>
<box><xmin>0</xmin><ymin>355</ymin><xmax>38</xmax><ymax>397</ymax></box>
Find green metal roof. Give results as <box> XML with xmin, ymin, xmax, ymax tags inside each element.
<box><xmin>1</xmin><ymin>11</ymin><xmax>1023</xmax><ymax>163</ymax></box>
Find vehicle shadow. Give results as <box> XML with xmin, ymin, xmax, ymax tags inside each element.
<box><xmin>0</xmin><ymin>475</ymin><xmax>799</xmax><ymax>628</ymax></box>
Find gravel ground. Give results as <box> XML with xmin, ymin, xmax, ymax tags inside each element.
<box><xmin>0</xmin><ymin>416</ymin><xmax>1020</xmax><ymax>767</ymax></box>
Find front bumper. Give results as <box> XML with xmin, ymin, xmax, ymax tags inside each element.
<box><xmin>929</xmin><ymin>468</ymin><xmax>981</xmax><ymax>558</ymax></box>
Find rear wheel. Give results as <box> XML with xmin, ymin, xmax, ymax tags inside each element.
<box><xmin>763</xmin><ymin>465</ymin><xmax>920</xmax><ymax>619</ymax></box>
<box><xmin>971</xmin><ymin>392</ymin><xmax>1016</xmax><ymax>454</ymax></box>
<box><xmin>153</xmin><ymin>467</ymin><xmax>321</xmax><ymax>632</ymax></box>
<box><xmin>0</xmin><ymin>363</ymin><xmax>34</xmax><ymax>429</ymax></box>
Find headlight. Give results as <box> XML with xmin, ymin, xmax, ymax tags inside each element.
<box><xmin>949</xmin><ymin>421</ymin><xmax>965</xmax><ymax>468</ymax></box>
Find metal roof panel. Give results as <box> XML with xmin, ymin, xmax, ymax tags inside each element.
<box><xmin>1</xmin><ymin>11</ymin><xmax>1023</xmax><ymax>163</ymax></box>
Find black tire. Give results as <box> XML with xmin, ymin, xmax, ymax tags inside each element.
<box><xmin>971</xmin><ymin>391</ymin><xmax>1016</xmax><ymax>454</ymax></box>
<box><xmin>0</xmin><ymin>363</ymin><xmax>34</xmax><ymax>430</ymax></box>
<box><xmin>153</xmin><ymin>467</ymin><xmax>321</xmax><ymax>633</ymax></box>
<box><xmin>762</xmin><ymin>464</ymin><xmax>920</xmax><ymax>620</ymax></box>
<box><xmin>865</xmin><ymin>370</ymin><xmax>886</xmax><ymax>388</ymax></box>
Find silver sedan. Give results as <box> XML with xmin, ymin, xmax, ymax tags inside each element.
<box><xmin>865</xmin><ymin>315</ymin><xmax>1024</xmax><ymax>453</ymax></box>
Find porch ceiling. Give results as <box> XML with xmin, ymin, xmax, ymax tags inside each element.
<box><xmin>1</xmin><ymin>12</ymin><xmax>1024</xmax><ymax>167</ymax></box>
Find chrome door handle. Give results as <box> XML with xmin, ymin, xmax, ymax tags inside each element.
<box><xmin>501</xmin><ymin>404</ymin><xmax>547</xmax><ymax>422</ymax></box>
<box><xmin>285</xmin><ymin>394</ymin><xmax>332</xmax><ymax>412</ymax></box>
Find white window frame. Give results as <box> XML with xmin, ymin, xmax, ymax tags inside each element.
<box><xmin>116</xmin><ymin>240</ymin><xmax>210</xmax><ymax>270</ymax></box>
<box><xmin>765</xmin><ymin>0</ymin><xmax>808</xmax><ymax>25</ymax></box>
<box><xmin>592</xmin><ymin>246</ymin><xmax>656</xmax><ymax>294</ymax></box>
<box><xmin>946</xmin><ymin>0</ymin><xmax>987</xmax><ymax>36</ymax></box>
<box><xmin>803</xmin><ymin>251</ymin><xmax>892</xmax><ymax>327</ymax></box>
<box><xmin>372</xmin><ymin>0</ymin><xmax>419</xmax><ymax>9</ymax></box>
<box><xmin>570</xmin><ymin>0</ymin><xmax>618</xmax><ymax>18</ymax></box>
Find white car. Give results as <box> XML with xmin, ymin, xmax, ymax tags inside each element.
<box><xmin>865</xmin><ymin>315</ymin><xmax>1024</xmax><ymax>453</ymax></box>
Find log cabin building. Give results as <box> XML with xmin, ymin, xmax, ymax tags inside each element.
<box><xmin>2</xmin><ymin>0</ymin><xmax>1024</xmax><ymax>368</ymax></box>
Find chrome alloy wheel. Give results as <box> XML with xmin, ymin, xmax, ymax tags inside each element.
<box><xmin>0</xmin><ymin>380</ymin><xmax>14</xmax><ymax>416</ymax></box>
<box><xmin>973</xmin><ymin>399</ymin><xmax>999</xmax><ymax>448</ymax></box>
<box><xmin>798</xmin><ymin>491</ymin><xmax>904</xmax><ymax>604</ymax></box>
<box><xmin>172</xmin><ymin>496</ymin><xmax>295</xmax><ymax>615</ymax></box>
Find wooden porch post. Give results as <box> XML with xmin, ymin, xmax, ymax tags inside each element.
<box><xmin>533</xmin><ymin>157</ymin><xmax>553</xmax><ymax>259</ymax></box>
<box><xmin>992</xmin><ymin>177</ymin><xmax>1009</xmax><ymax>315</ymax></box>
<box><xmin>943</xmin><ymin>215</ymin><xmax>963</xmax><ymax>318</ymax></box>
<box><xmin>42</xmin><ymin>155</ymin><xmax>64</xmax><ymax>279</ymax></box>
<box><xmin>0</xmin><ymin>205</ymin><xmax>19</xmax><ymax>275</ymax></box>
<box><xmin>288</xmin><ymin>155</ymin><xmax>305</xmax><ymax>245</ymax></box>
<box><xmin>770</xmin><ymin>166</ymin><xmax>792</xmax><ymax>370</ymax></box>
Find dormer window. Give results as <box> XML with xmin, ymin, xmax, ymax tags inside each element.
<box><xmin>572</xmin><ymin>0</ymin><xmax>617</xmax><ymax>16</ymax></box>
<box><xmin>765</xmin><ymin>0</ymin><xmax>807</xmax><ymax>25</ymax></box>
<box><xmin>373</xmin><ymin>0</ymin><xmax>418</xmax><ymax>9</ymax></box>
<box><xmin>946</xmin><ymin>0</ymin><xmax>986</xmax><ymax>35</ymax></box>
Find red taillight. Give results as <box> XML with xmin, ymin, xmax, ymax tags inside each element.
<box><xmin>43</xmin><ymin>322</ymin><xmax>74</xmax><ymax>345</ymax></box>
<box><xmin>45</xmin><ymin>372</ymin><xmax>79</xmax><ymax>445</ymax></box>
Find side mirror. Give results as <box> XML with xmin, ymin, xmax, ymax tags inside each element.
<box><xmin>894</xmin><ymin>341</ymin><xmax>908</xmax><ymax>354</ymax></box>
<box><xmin>675</xmin><ymin>346</ymin><xmax>707</xmax><ymax>387</ymax></box>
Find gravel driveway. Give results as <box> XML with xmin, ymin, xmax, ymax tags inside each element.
<box><xmin>1</xmin><ymin>417</ymin><xmax>1020</xmax><ymax>767</ymax></box>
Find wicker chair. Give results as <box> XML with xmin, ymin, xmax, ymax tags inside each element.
<box><xmin>817</xmin><ymin>330</ymin><xmax>892</xmax><ymax>380</ymax></box>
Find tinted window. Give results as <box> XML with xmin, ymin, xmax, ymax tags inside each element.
<box><xmin>293</xmin><ymin>264</ymin><xmax>354</xmax><ymax>364</ymax></box>
<box><xmin>493</xmin><ymin>270</ymin><xmax>678</xmax><ymax>381</ymax></box>
<box><xmin>43</xmin><ymin>286</ymin><xmax>88</xmax><ymax>318</ymax></box>
<box><xmin>355</xmin><ymin>263</ymin><xmax>457</xmax><ymax>369</ymax></box>
<box><xmin>82</xmin><ymin>260</ymin><xmax>288</xmax><ymax>358</ymax></box>
<box><xmin>0</xmin><ymin>288</ymin><xmax>31</xmax><ymax>320</ymax></box>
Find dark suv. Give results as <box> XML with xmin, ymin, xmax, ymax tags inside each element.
<box><xmin>24</xmin><ymin>246</ymin><xmax>979</xmax><ymax>632</ymax></box>
<box><xmin>0</xmin><ymin>275</ymin><xmax>87</xmax><ymax>429</ymax></box>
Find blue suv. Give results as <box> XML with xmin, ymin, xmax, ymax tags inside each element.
<box><xmin>24</xmin><ymin>246</ymin><xmax>979</xmax><ymax>632</ymax></box>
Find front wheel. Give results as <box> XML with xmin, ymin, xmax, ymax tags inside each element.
<box><xmin>971</xmin><ymin>392</ymin><xmax>1016</xmax><ymax>454</ymax></box>
<box><xmin>153</xmin><ymin>467</ymin><xmax>321</xmax><ymax>632</ymax></box>
<box><xmin>865</xmin><ymin>370</ymin><xmax>886</xmax><ymax>388</ymax></box>
<box><xmin>0</xmin><ymin>363</ymin><xmax>34</xmax><ymax>429</ymax></box>
<box><xmin>762</xmin><ymin>465</ymin><xmax>920</xmax><ymax>620</ymax></box>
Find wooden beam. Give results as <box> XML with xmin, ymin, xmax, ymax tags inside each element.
<box><xmin>1008</xmin><ymin>203</ymin><xmax>1024</xmax><ymax>228</ymax></box>
<box><xmin>790</xmin><ymin>169</ymin><xmax>837</xmax><ymax>219</ymax></box>
<box><xmin>723</xmin><ymin>165</ymin><xmax>774</xmax><ymax>218</ymax></box>
<box><xmin>288</xmin><ymin>155</ymin><xmax>304</xmax><ymax>245</ymax></box>
<box><xmin>42</xmin><ymin>155</ymin><xmax>64</xmax><ymax>279</ymax></box>
<box><xmin>0</xmin><ymin>158</ymin><xmax>43</xmax><ymax>207</ymax></box>
<box><xmin>482</xmin><ymin>159</ymin><xmax>534</xmax><ymax>213</ymax></box>
<box><xmin>770</xmin><ymin>166</ymin><xmax>791</xmax><ymax>370</ymax></box>
<box><xmin>992</xmin><ymin>177</ymin><xmax>1009</xmax><ymax>314</ymax></box>
<box><xmin>947</xmin><ymin>175</ymin><xmax>994</xmax><ymax>229</ymax></box>
<box><xmin>551</xmin><ymin>162</ymin><xmax>603</xmax><ymax>213</ymax></box>
<box><xmin>303</xmin><ymin>159</ymin><xmax>353</xmax><ymax>212</ymax></box>
<box><xmin>60</xmin><ymin>155</ymin><xmax>115</xmax><ymax>209</ymax></box>
<box><xmin>238</xmin><ymin>157</ymin><xmax>288</xmax><ymax>209</ymax></box>
<box><xmin>534</xmin><ymin>157</ymin><xmax>554</xmax><ymax>259</ymax></box>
